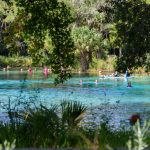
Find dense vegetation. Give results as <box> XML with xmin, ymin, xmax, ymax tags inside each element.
<box><xmin>1</xmin><ymin>100</ymin><xmax>150</xmax><ymax>149</ymax></box>
<box><xmin>0</xmin><ymin>1</ymin><xmax>150</xmax><ymax>149</ymax></box>
<box><xmin>0</xmin><ymin>0</ymin><xmax>150</xmax><ymax>82</ymax></box>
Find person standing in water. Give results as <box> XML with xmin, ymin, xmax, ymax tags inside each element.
<box><xmin>28</xmin><ymin>66</ymin><xmax>32</xmax><ymax>75</ymax></box>
<box><xmin>79</xmin><ymin>79</ymin><xmax>83</xmax><ymax>85</ymax></box>
<box><xmin>125</xmin><ymin>69</ymin><xmax>130</xmax><ymax>78</ymax></box>
<box><xmin>43</xmin><ymin>66</ymin><xmax>49</xmax><ymax>77</ymax></box>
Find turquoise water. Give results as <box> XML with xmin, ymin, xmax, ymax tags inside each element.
<box><xmin>0</xmin><ymin>71</ymin><xmax>149</xmax><ymax>110</ymax></box>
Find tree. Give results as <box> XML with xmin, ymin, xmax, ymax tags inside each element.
<box><xmin>72</xmin><ymin>26</ymin><xmax>106</xmax><ymax>72</ymax></box>
<box><xmin>65</xmin><ymin>0</ymin><xmax>111</xmax><ymax>71</ymax></box>
<box><xmin>0</xmin><ymin>0</ymin><xmax>28</xmax><ymax>56</ymax></box>
<box><xmin>0</xmin><ymin>0</ymin><xmax>18</xmax><ymax>56</ymax></box>
<box><xmin>5</xmin><ymin>0</ymin><xmax>75</xmax><ymax>84</ymax></box>
<box><xmin>108</xmin><ymin>0</ymin><xmax>150</xmax><ymax>72</ymax></box>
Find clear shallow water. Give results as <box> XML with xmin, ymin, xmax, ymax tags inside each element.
<box><xmin>0</xmin><ymin>71</ymin><xmax>149</xmax><ymax>111</ymax></box>
<box><xmin>0</xmin><ymin>70</ymin><xmax>150</xmax><ymax>127</ymax></box>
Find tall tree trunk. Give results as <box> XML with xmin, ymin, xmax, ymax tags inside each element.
<box><xmin>0</xmin><ymin>18</ymin><xmax>3</xmax><ymax>50</ymax></box>
<box><xmin>80</xmin><ymin>50</ymin><xmax>89</xmax><ymax>72</ymax></box>
<box><xmin>119</xmin><ymin>48</ymin><xmax>122</xmax><ymax>57</ymax></box>
<box><xmin>0</xmin><ymin>17</ymin><xmax>8</xmax><ymax>56</ymax></box>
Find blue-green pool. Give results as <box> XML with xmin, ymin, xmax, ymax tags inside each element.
<box><xmin>0</xmin><ymin>70</ymin><xmax>149</xmax><ymax>110</ymax></box>
<box><xmin>0</xmin><ymin>70</ymin><xmax>150</xmax><ymax>127</ymax></box>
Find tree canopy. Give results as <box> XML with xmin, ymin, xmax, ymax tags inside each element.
<box><xmin>1</xmin><ymin>0</ymin><xmax>150</xmax><ymax>80</ymax></box>
<box><xmin>4</xmin><ymin>0</ymin><xmax>75</xmax><ymax>84</ymax></box>
<box><xmin>108</xmin><ymin>0</ymin><xmax>150</xmax><ymax>72</ymax></box>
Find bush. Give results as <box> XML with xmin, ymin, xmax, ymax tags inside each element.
<box><xmin>0</xmin><ymin>56</ymin><xmax>32</xmax><ymax>68</ymax></box>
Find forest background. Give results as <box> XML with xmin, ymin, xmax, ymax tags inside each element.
<box><xmin>0</xmin><ymin>0</ymin><xmax>150</xmax><ymax>82</ymax></box>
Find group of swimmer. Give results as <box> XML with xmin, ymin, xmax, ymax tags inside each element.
<box><xmin>98</xmin><ymin>69</ymin><xmax>130</xmax><ymax>78</ymax></box>
<box><xmin>80</xmin><ymin>69</ymin><xmax>132</xmax><ymax>88</ymax></box>
<box><xmin>3</xmin><ymin>66</ymin><xmax>132</xmax><ymax>87</ymax></box>
<box><xmin>80</xmin><ymin>79</ymin><xmax>132</xmax><ymax>87</ymax></box>
<box><xmin>2</xmin><ymin>66</ymin><xmax>51</xmax><ymax>77</ymax></box>
<box><xmin>28</xmin><ymin>66</ymin><xmax>51</xmax><ymax>76</ymax></box>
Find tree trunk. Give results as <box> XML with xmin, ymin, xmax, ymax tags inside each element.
<box><xmin>0</xmin><ymin>17</ymin><xmax>8</xmax><ymax>56</ymax></box>
<box><xmin>0</xmin><ymin>18</ymin><xmax>3</xmax><ymax>50</ymax></box>
<box><xmin>119</xmin><ymin>48</ymin><xmax>122</xmax><ymax>57</ymax></box>
<box><xmin>80</xmin><ymin>50</ymin><xmax>89</xmax><ymax>72</ymax></box>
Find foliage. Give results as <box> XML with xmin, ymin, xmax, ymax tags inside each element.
<box><xmin>65</xmin><ymin>0</ymin><xmax>112</xmax><ymax>72</ymax></box>
<box><xmin>61</xmin><ymin>100</ymin><xmax>87</xmax><ymax>127</ymax></box>
<box><xmin>7</xmin><ymin>0</ymin><xmax>75</xmax><ymax>84</ymax></box>
<box><xmin>108</xmin><ymin>0</ymin><xmax>150</xmax><ymax>72</ymax></box>
<box><xmin>2</xmin><ymin>98</ymin><xmax>150</xmax><ymax>149</ymax></box>
<box><xmin>0</xmin><ymin>140</ymin><xmax>16</xmax><ymax>150</ymax></box>
<box><xmin>1</xmin><ymin>0</ymin><xmax>149</xmax><ymax>79</ymax></box>
<box><xmin>0</xmin><ymin>56</ymin><xmax>32</xmax><ymax>67</ymax></box>
<box><xmin>0</xmin><ymin>0</ymin><xmax>29</xmax><ymax>57</ymax></box>
<box><xmin>98</xmin><ymin>123</ymin><xmax>132</xmax><ymax>149</ymax></box>
<box><xmin>127</xmin><ymin>121</ymin><xmax>150</xmax><ymax>150</ymax></box>
<box><xmin>72</xmin><ymin>26</ymin><xmax>108</xmax><ymax>71</ymax></box>
<box><xmin>145</xmin><ymin>53</ymin><xmax>150</xmax><ymax>72</ymax></box>
<box><xmin>90</xmin><ymin>56</ymin><xmax>116</xmax><ymax>71</ymax></box>
<box><xmin>0</xmin><ymin>100</ymin><xmax>87</xmax><ymax>148</ymax></box>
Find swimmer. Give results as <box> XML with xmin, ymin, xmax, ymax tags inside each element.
<box><xmin>127</xmin><ymin>81</ymin><xmax>132</xmax><ymax>88</ymax></box>
<box><xmin>28</xmin><ymin>67</ymin><xmax>32</xmax><ymax>75</ymax></box>
<box><xmin>6</xmin><ymin>65</ymin><xmax>10</xmax><ymax>72</ymax></box>
<box><xmin>98</xmin><ymin>70</ymin><xmax>102</xmax><ymax>76</ymax></box>
<box><xmin>3</xmin><ymin>68</ymin><xmax>6</xmax><ymax>71</ymax></box>
<box><xmin>79</xmin><ymin>79</ymin><xmax>83</xmax><ymax>85</ymax></box>
<box><xmin>43</xmin><ymin>66</ymin><xmax>48</xmax><ymax>75</ymax></box>
<box><xmin>95</xmin><ymin>79</ymin><xmax>98</xmax><ymax>84</ymax></box>
<box><xmin>114</xmin><ymin>71</ymin><xmax>119</xmax><ymax>77</ymax></box>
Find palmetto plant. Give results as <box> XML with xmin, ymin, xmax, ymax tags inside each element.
<box><xmin>72</xmin><ymin>26</ymin><xmax>104</xmax><ymax>71</ymax></box>
<box><xmin>11</xmin><ymin>101</ymin><xmax>87</xmax><ymax>147</ymax></box>
<box><xmin>61</xmin><ymin>100</ymin><xmax>87</xmax><ymax>128</ymax></box>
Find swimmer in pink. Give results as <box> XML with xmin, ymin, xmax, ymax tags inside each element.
<box><xmin>28</xmin><ymin>67</ymin><xmax>32</xmax><ymax>75</ymax></box>
<box><xmin>43</xmin><ymin>66</ymin><xmax>48</xmax><ymax>76</ymax></box>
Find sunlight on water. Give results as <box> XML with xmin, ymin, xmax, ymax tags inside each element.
<box><xmin>0</xmin><ymin>71</ymin><xmax>149</xmax><ymax>112</ymax></box>
<box><xmin>0</xmin><ymin>70</ymin><xmax>149</xmax><ymax>127</ymax></box>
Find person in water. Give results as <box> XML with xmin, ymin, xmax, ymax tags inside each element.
<box><xmin>28</xmin><ymin>67</ymin><xmax>32</xmax><ymax>75</ymax></box>
<box><xmin>125</xmin><ymin>69</ymin><xmax>130</xmax><ymax>77</ymax></box>
<box><xmin>79</xmin><ymin>79</ymin><xmax>83</xmax><ymax>85</ymax></box>
<box><xmin>95</xmin><ymin>79</ymin><xmax>98</xmax><ymax>84</ymax></box>
<box><xmin>43</xmin><ymin>66</ymin><xmax>48</xmax><ymax>75</ymax></box>
<box><xmin>114</xmin><ymin>71</ymin><xmax>119</xmax><ymax>77</ymax></box>
<box><xmin>127</xmin><ymin>81</ymin><xmax>132</xmax><ymax>87</ymax></box>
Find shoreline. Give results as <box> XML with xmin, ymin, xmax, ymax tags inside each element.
<box><xmin>0</xmin><ymin>67</ymin><xmax>149</xmax><ymax>76</ymax></box>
